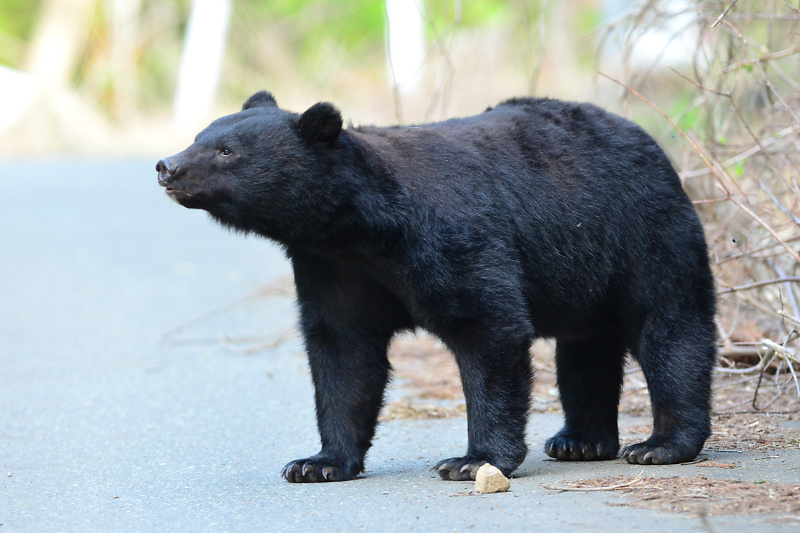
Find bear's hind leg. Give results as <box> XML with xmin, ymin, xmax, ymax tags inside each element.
<box><xmin>621</xmin><ymin>314</ymin><xmax>714</xmax><ymax>465</ymax></box>
<box><xmin>545</xmin><ymin>336</ymin><xmax>625</xmax><ymax>461</ymax></box>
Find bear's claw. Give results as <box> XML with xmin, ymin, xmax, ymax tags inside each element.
<box><xmin>433</xmin><ymin>456</ymin><xmax>489</xmax><ymax>481</ymax></box>
<box><xmin>281</xmin><ymin>455</ymin><xmax>360</xmax><ymax>483</ymax></box>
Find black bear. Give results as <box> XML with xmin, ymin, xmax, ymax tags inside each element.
<box><xmin>157</xmin><ymin>91</ymin><xmax>716</xmax><ymax>483</ymax></box>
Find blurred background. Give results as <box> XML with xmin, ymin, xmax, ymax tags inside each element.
<box><xmin>0</xmin><ymin>0</ymin><xmax>748</xmax><ymax>154</ymax></box>
<box><xmin>1</xmin><ymin>0</ymin><xmax>798</xmax><ymax>404</ymax></box>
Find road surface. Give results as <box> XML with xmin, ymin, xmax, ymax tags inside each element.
<box><xmin>1</xmin><ymin>159</ymin><xmax>797</xmax><ymax>531</ymax></box>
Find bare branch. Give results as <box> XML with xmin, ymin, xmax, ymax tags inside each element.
<box><xmin>711</xmin><ymin>0</ymin><xmax>739</xmax><ymax>28</ymax></box>
<box><xmin>718</xmin><ymin>277</ymin><xmax>800</xmax><ymax>295</ymax></box>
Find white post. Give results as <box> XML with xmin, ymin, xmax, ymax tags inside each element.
<box><xmin>385</xmin><ymin>0</ymin><xmax>426</xmax><ymax>95</ymax></box>
<box><xmin>173</xmin><ymin>0</ymin><xmax>232</xmax><ymax>128</ymax></box>
<box><xmin>109</xmin><ymin>0</ymin><xmax>141</xmax><ymax>116</ymax></box>
<box><xmin>0</xmin><ymin>66</ymin><xmax>37</xmax><ymax>132</ymax></box>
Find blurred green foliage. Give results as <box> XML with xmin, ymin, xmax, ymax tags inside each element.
<box><xmin>237</xmin><ymin>0</ymin><xmax>386</xmax><ymax>58</ymax></box>
<box><xmin>0</xmin><ymin>0</ymin><xmax>40</xmax><ymax>67</ymax></box>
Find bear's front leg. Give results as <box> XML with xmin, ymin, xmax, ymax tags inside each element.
<box><xmin>282</xmin><ymin>252</ymin><xmax>412</xmax><ymax>483</ymax></box>
<box><xmin>281</xmin><ymin>323</ymin><xmax>392</xmax><ymax>483</ymax></box>
<box><xmin>434</xmin><ymin>330</ymin><xmax>533</xmax><ymax>481</ymax></box>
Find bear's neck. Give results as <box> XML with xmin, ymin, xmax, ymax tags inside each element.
<box><xmin>252</xmin><ymin>131</ymin><xmax>410</xmax><ymax>258</ymax></box>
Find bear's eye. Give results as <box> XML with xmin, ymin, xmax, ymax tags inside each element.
<box><xmin>220</xmin><ymin>147</ymin><xmax>233</xmax><ymax>157</ymax></box>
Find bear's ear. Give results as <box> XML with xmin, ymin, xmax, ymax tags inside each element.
<box><xmin>297</xmin><ymin>102</ymin><xmax>343</xmax><ymax>147</ymax></box>
<box><xmin>242</xmin><ymin>91</ymin><xmax>277</xmax><ymax>110</ymax></box>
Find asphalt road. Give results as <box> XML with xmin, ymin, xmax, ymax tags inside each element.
<box><xmin>1</xmin><ymin>159</ymin><xmax>797</xmax><ymax>531</ymax></box>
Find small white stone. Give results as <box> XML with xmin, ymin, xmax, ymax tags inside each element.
<box><xmin>474</xmin><ymin>463</ymin><xmax>510</xmax><ymax>494</ymax></box>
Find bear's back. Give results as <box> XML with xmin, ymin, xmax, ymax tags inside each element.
<box><xmin>346</xmin><ymin>98</ymin><xmax>685</xmax><ymax>222</ymax></box>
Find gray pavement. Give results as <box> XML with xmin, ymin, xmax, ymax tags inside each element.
<box><xmin>1</xmin><ymin>159</ymin><xmax>797</xmax><ymax>531</ymax></box>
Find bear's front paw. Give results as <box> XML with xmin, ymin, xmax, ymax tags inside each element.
<box><xmin>544</xmin><ymin>429</ymin><xmax>619</xmax><ymax>461</ymax></box>
<box><xmin>281</xmin><ymin>454</ymin><xmax>362</xmax><ymax>483</ymax></box>
<box><xmin>432</xmin><ymin>456</ymin><xmax>489</xmax><ymax>481</ymax></box>
<box><xmin>621</xmin><ymin>439</ymin><xmax>701</xmax><ymax>465</ymax></box>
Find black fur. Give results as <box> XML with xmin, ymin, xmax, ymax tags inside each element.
<box><xmin>242</xmin><ymin>90</ymin><xmax>277</xmax><ymax>110</ymax></box>
<box><xmin>297</xmin><ymin>102</ymin><xmax>343</xmax><ymax>147</ymax></box>
<box><xmin>156</xmin><ymin>92</ymin><xmax>717</xmax><ymax>483</ymax></box>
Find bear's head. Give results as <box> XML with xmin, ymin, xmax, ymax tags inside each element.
<box><xmin>156</xmin><ymin>91</ymin><xmax>344</xmax><ymax>237</ymax></box>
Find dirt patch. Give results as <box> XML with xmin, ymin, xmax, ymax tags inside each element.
<box><xmin>380</xmin><ymin>398</ymin><xmax>466</xmax><ymax>422</ymax></box>
<box><xmin>545</xmin><ymin>475</ymin><xmax>800</xmax><ymax>518</ymax></box>
<box><xmin>383</xmin><ymin>335</ymin><xmax>566</xmax><ymax>421</ymax></box>
<box><xmin>387</xmin><ymin>335</ymin><xmax>464</xmax><ymax>401</ymax></box>
<box><xmin>382</xmin><ymin>335</ymin><xmax>466</xmax><ymax>421</ymax></box>
<box><xmin>708</xmin><ymin>412</ymin><xmax>800</xmax><ymax>451</ymax></box>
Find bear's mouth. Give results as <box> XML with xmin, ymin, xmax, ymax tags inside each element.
<box><xmin>165</xmin><ymin>187</ymin><xmax>192</xmax><ymax>204</ymax></box>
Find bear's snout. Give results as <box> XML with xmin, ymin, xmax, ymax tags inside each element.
<box><xmin>156</xmin><ymin>157</ymin><xmax>193</xmax><ymax>205</ymax></box>
<box><xmin>156</xmin><ymin>158</ymin><xmax>179</xmax><ymax>185</ymax></box>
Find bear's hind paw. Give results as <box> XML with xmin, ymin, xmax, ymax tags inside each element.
<box><xmin>621</xmin><ymin>440</ymin><xmax>702</xmax><ymax>465</ymax></box>
<box><xmin>544</xmin><ymin>429</ymin><xmax>619</xmax><ymax>461</ymax></box>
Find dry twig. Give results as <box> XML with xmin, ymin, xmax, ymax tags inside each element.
<box><xmin>711</xmin><ymin>0</ymin><xmax>739</xmax><ymax>28</ymax></box>
<box><xmin>542</xmin><ymin>473</ymin><xmax>644</xmax><ymax>492</ymax></box>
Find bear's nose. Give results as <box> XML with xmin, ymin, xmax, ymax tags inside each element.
<box><xmin>156</xmin><ymin>158</ymin><xmax>178</xmax><ymax>175</ymax></box>
<box><xmin>156</xmin><ymin>158</ymin><xmax>179</xmax><ymax>184</ymax></box>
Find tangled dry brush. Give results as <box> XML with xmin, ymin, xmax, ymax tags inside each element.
<box><xmin>613</xmin><ymin>0</ymin><xmax>800</xmax><ymax>407</ymax></box>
